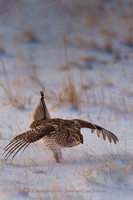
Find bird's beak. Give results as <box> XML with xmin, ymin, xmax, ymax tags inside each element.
<box><xmin>80</xmin><ymin>135</ymin><xmax>84</xmax><ymax>144</ymax></box>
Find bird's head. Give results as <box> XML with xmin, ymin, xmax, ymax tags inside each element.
<box><xmin>68</xmin><ymin>131</ymin><xmax>84</xmax><ymax>146</ymax></box>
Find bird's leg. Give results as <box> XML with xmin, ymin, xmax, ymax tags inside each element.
<box><xmin>51</xmin><ymin>147</ymin><xmax>63</xmax><ymax>163</ymax></box>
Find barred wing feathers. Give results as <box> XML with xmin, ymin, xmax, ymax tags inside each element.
<box><xmin>75</xmin><ymin>119</ymin><xmax>119</xmax><ymax>144</ymax></box>
<box><xmin>4</xmin><ymin>124</ymin><xmax>55</xmax><ymax>161</ymax></box>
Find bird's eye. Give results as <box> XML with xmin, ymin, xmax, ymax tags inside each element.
<box><xmin>75</xmin><ymin>134</ymin><xmax>80</xmax><ymax>140</ymax></box>
<box><xmin>75</xmin><ymin>134</ymin><xmax>80</xmax><ymax>141</ymax></box>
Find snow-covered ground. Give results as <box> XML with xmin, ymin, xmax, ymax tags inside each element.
<box><xmin>0</xmin><ymin>0</ymin><xmax>133</xmax><ymax>199</ymax></box>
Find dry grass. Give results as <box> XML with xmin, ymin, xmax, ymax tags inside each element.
<box><xmin>69</xmin><ymin>37</ymin><xmax>101</xmax><ymax>50</ymax></box>
<box><xmin>29</xmin><ymin>65</ymin><xmax>46</xmax><ymax>92</ymax></box>
<box><xmin>82</xmin><ymin>151</ymin><xmax>133</xmax><ymax>187</ymax></box>
<box><xmin>125</xmin><ymin>33</ymin><xmax>133</xmax><ymax>47</ymax></box>
<box><xmin>0</xmin><ymin>184</ymin><xmax>30</xmax><ymax>198</ymax></box>
<box><xmin>22</xmin><ymin>31</ymin><xmax>39</xmax><ymax>43</ymax></box>
<box><xmin>104</xmin><ymin>39</ymin><xmax>113</xmax><ymax>53</ymax></box>
<box><xmin>60</xmin><ymin>75</ymin><xmax>83</xmax><ymax>109</ymax></box>
<box><xmin>58</xmin><ymin>56</ymin><xmax>98</xmax><ymax>71</ymax></box>
<box><xmin>96</xmin><ymin>153</ymin><xmax>133</xmax><ymax>185</ymax></box>
<box><xmin>101</xmin><ymin>28</ymin><xmax>117</xmax><ymax>38</ymax></box>
<box><xmin>52</xmin><ymin>37</ymin><xmax>84</xmax><ymax>109</ymax></box>
<box><xmin>0</xmin><ymin>61</ymin><xmax>28</xmax><ymax>108</ymax></box>
<box><xmin>58</xmin><ymin>57</ymin><xmax>133</xmax><ymax>114</ymax></box>
<box><xmin>83</xmin><ymin>168</ymin><xmax>98</xmax><ymax>184</ymax></box>
<box><xmin>66</xmin><ymin>36</ymin><xmax>103</xmax><ymax>51</ymax></box>
<box><xmin>113</xmin><ymin>49</ymin><xmax>121</xmax><ymax>61</ymax></box>
<box><xmin>29</xmin><ymin>59</ymin><xmax>133</xmax><ymax>114</ymax></box>
<box><xmin>35</xmin><ymin>190</ymin><xmax>63</xmax><ymax>200</ymax></box>
<box><xmin>84</xmin><ymin>85</ymin><xmax>107</xmax><ymax>108</ymax></box>
<box><xmin>28</xmin><ymin>54</ymin><xmax>83</xmax><ymax>109</ymax></box>
<box><xmin>67</xmin><ymin>1</ymin><xmax>105</xmax><ymax>27</ymax></box>
<box><xmin>96</xmin><ymin>154</ymin><xmax>119</xmax><ymax>172</ymax></box>
<box><xmin>35</xmin><ymin>179</ymin><xmax>64</xmax><ymax>200</ymax></box>
<box><xmin>27</xmin><ymin>57</ymin><xmax>85</xmax><ymax>110</ymax></box>
<box><xmin>47</xmin><ymin>73</ymin><xmax>83</xmax><ymax>110</ymax></box>
<box><xmin>67</xmin><ymin>35</ymin><xmax>114</xmax><ymax>54</ymax></box>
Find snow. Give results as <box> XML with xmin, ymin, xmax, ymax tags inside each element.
<box><xmin>0</xmin><ymin>0</ymin><xmax>133</xmax><ymax>199</ymax></box>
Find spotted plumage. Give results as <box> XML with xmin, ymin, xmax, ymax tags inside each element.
<box><xmin>4</xmin><ymin>91</ymin><xmax>119</xmax><ymax>163</ymax></box>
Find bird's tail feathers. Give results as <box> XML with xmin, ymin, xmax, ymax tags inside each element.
<box><xmin>33</xmin><ymin>91</ymin><xmax>51</xmax><ymax>121</ymax></box>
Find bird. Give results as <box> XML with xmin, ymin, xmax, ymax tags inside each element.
<box><xmin>4</xmin><ymin>91</ymin><xmax>119</xmax><ymax>163</ymax></box>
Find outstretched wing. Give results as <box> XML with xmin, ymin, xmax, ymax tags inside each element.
<box><xmin>4</xmin><ymin>124</ymin><xmax>55</xmax><ymax>161</ymax></box>
<box><xmin>75</xmin><ymin>119</ymin><xmax>119</xmax><ymax>144</ymax></box>
<box><xmin>33</xmin><ymin>91</ymin><xmax>51</xmax><ymax>121</ymax></box>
